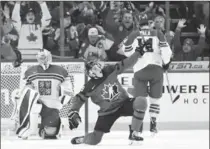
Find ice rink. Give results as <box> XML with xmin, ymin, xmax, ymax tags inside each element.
<box><xmin>1</xmin><ymin>130</ymin><xmax>209</xmax><ymax>149</ymax></box>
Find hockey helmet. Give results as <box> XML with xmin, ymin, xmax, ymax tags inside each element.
<box><xmin>85</xmin><ymin>60</ymin><xmax>103</xmax><ymax>79</ymax></box>
<box><xmin>36</xmin><ymin>49</ymin><xmax>52</xmax><ymax>69</ymax></box>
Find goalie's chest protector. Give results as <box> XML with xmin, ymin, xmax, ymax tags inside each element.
<box><xmin>86</xmin><ymin>66</ymin><xmax>129</xmax><ymax>114</ymax></box>
<box><xmin>25</xmin><ymin>65</ymin><xmax>68</xmax><ymax>101</ymax></box>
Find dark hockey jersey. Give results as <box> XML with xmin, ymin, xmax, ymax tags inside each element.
<box><xmin>69</xmin><ymin>51</ymin><xmax>140</xmax><ymax>116</ymax></box>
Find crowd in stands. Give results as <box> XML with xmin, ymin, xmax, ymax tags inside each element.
<box><xmin>1</xmin><ymin>1</ymin><xmax>209</xmax><ymax>62</ymax></box>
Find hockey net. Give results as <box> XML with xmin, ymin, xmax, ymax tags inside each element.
<box><xmin>1</xmin><ymin>62</ymin><xmax>86</xmax><ymax>135</ymax></box>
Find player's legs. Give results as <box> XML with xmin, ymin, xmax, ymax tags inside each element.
<box><xmin>131</xmin><ymin>97</ymin><xmax>147</xmax><ymax>133</ymax></box>
<box><xmin>148</xmin><ymin>65</ymin><xmax>164</xmax><ymax>133</ymax></box>
<box><xmin>119</xmin><ymin>98</ymin><xmax>147</xmax><ymax>142</ymax></box>
<box><xmin>72</xmin><ymin>110</ymin><xmax>121</xmax><ymax>145</ymax></box>
<box><xmin>131</xmin><ymin>70</ymin><xmax>148</xmax><ymax>133</ymax></box>
<box><xmin>39</xmin><ymin>104</ymin><xmax>61</xmax><ymax>139</ymax></box>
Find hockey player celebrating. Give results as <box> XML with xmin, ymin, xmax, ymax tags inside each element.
<box><xmin>13</xmin><ymin>49</ymin><xmax>73</xmax><ymax>139</ymax></box>
<box><xmin>67</xmin><ymin>40</ymin><xmax>153</xmax><ymax>145</ymax></box>
<box><xmin>122</xmin><ymin>18</ymin><xmax>173</xmax><ymax>134</ymax></box>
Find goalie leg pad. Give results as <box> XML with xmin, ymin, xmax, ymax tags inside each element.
<box><xmin>16</xmin><ymin>87</ymin><xmax>40</xmax><ymax>138</ymax></box>
<box><xmin>39</xmin><ymin>104</ymin><xmax>61</xmax><ymax>138</ymax></box>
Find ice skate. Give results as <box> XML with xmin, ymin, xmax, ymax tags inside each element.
<box><xmin>71</xmin><ymin>136</ymin><xmax>85</xmax><ymax>145</ymax></box>
<box><xmin>128</xmin><ymin>125</ymin><xmax>143</xmax><ymax>145</ymax></box>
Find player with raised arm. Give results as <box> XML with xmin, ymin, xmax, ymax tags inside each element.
<box><xmin>67</xmin><ymin>40</ymin><xmax>152</xmax><ymax>145</ymax></box>
<box><xmin>12</xmin><ymin>49</ymin><xmax>73</xmax><ymax>139</ymax></box>
<box><xmin>122</xmin><ymin>19</ymin><xmax>173</xmax><ymax>135</ymax></box>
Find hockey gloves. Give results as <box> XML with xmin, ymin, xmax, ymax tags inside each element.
<box><xmin>135</xmin><ymin>38</ymin><xmax>153</xmax><ymax>56</ymax></box>
<box><xmin>68</xmin><ymin>110</ymin><xmax>81</xmax><ymax>130</ymax></box>
<box><xmin>162</xmin><ymin>59</ymin><xmax>172</xmax><ymax>71</ymax></box>
<box><xmin>13</xmin><ymin>49</ymin><xmax>23</xmax><ymax>68</ymax></box>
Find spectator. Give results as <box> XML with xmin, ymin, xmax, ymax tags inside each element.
<box><xmin>165</xmin><ymin>31</ymin><xmax>175</xmax><ymax>49</ymax></box>
<box><xmin>1</xmin><ymin>35</ymin><xmax>17</xmax><ymax>61</ymax></box>
<box><xmin>79</xmin><ymin>26</ymin><xmax>114</xmax><ymax>61</ymax></box>
<box><xmin>173</xmin><ymin>19</ymin><xmax>206</xmax><ymax>61</ymax></box>
<box><xmin>1</xmin><ymin>3</ymin><xmax>19</xmax><ymax>49</ymax></box>
<box><xmin>70</xmin><ymin>2</ymin><xmax>98</xmax><ymax>25</ymax></box>
<box><xmin>107</xmin><ymin>10</ymin><xmax>138</xmax><ymax>61</ymax></box>
<box><xmin>194</xmin><ymin>2</ymin><xmax>209</xmax><ymax>29</ymax></box>
<box><xmin>67</xmin><ymin>25</ymin><xmax>80</xmax><ymax>58</ymax></box>
<box><xmin>12</xmin><ymin>1</ymin><xmax>51</xmax><ymax>59</ymax></box>
<box><xmin>43</xmin><ymin>8</ymin><xmax>71</xmax><ymax>55</ymax></box>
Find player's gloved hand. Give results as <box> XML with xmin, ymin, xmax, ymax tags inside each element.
<box><xmin>68</xmin><ymin>110</ymin><xmax>81</xmax><ymax>130</ymax></box>
<box><xmin>162</xmin><ymin>60</ymin><xmax>172</xmax><ymax>71</ymax></box>
<box><xmin>13</xmin><ymin>49</ymin><xmax>23</xmax><ymax>68</ymax></box>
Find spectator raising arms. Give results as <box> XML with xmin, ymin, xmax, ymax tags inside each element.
<box><xmin>173</xmin><ymin>19</ymin><xmax>206</xmax><ymax>61</ymax></box>
<box><xmin>12</xmin><ymin>1</ymin><xmax>51</xmax><ymax>59</ymax></box>
<box><xmin>79</xmin><ymin>26</ymin><xmax>114</xmax><ymax>61</ymax></box>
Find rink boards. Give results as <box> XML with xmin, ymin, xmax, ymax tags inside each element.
<box><xmin>1</xmin><ymin>61</ymin><xmax>209</xmax><ymax>131</ymax></box>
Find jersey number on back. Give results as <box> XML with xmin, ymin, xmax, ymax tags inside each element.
<box><xmin>38</xmin><ymin>81</ymin><xmax>52</xmax><ymax>95</ymax></box>
<box><xmin>138</xmin><ymin>37</ymin><xmax>154</xmax><ymax>52</ymax></box>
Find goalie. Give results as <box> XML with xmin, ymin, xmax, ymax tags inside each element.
<box><xmin>13</xmin><ymin>49</ymin><xmax>73</xmax><ymax>139</ymax></box>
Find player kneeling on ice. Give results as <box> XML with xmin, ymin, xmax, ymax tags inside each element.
<box><xmin>67</xmin><ymin>40</ymin><xmax>153</xmax><ymax>145</ymax></box>
<box><xmin>12</xmin><ymin>49</ymin><xmax>73</xmax><ymax>139</ymax></box>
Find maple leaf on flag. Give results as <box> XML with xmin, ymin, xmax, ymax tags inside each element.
<box><xmin>27</xmin><ymin>33</ymin><xmax>37</xmax><ymax>42</ymax></box>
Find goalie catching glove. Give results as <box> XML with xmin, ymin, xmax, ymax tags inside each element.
<box><xmin>68</xmin><ymin>110</ymin><xmax>81</xmax><ymax>130</ymax></box>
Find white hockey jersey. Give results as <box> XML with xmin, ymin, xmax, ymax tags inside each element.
<box><xmin>22</xmin><ymin>65</ymin><xmax>73</xmax><ymax>110</ymax></box>
<box><xmin>122</xmin><ymin>29</ymin><xmax>172</xmax><ymax>73</ymax></box>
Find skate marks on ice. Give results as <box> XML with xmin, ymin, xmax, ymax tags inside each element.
<box><xmin>2</xmin><ymin>130</ymin><xmax>209</xmax><ymax>149</ymax></box>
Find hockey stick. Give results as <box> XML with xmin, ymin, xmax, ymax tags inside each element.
<box><xmin>164</xmin><ymin>70</ymin><xmax>174</xmax><ymax>103</ymax></box>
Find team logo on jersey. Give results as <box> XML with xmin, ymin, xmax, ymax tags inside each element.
<box><xmin>38</xmin><ymin>80</ymin><xmax>52</xmax><ymax>95</ymax></box>
<box><xmin>101</xmin><ymin>83</ymin><xmax>120</xmax><ymax>101</ymax></box>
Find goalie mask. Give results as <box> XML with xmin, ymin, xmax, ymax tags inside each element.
<box><xmin>36</xmin><ymin>49</ymin><xmax>52</xmax><ymax>70</ymax></box>
<box><xmin>85</xmin><ymin>60</ymin><xmax>104</xmax><ymax>79</ymax></box>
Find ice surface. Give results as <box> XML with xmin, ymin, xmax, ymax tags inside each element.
<box><xmin>1</xmin><ymin>130</ymin><xmax>209</xmax><ymax>149</ymax></box>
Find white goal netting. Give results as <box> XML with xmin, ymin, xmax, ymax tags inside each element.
<box><xmin>1</xmin><ymin>62</ymin><xmax>85</xmax><ymax>134</ymax></box>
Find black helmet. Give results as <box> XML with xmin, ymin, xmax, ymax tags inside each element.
<box><xmin>85</xmin><ymin>60</ymin><xmax>97</xmax><ymax>73</ymax></box>
<box><xmin>85</xmin><ymin>60</ymin><xmax>103</xmax><ymax>78</ymax></box>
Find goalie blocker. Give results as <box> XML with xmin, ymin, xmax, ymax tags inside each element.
<box><xmin>14</xmin><ymin>87</ymin><xmax>66</xmax><ymax>139</ymax></box>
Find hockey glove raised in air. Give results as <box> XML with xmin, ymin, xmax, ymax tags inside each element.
<box><xmin>68</xmin><ymin>110</ymin><xmax>81</xmax><ymax>130</ymax></box>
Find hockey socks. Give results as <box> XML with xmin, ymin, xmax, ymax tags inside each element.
<box><xmin>149</xmin><ymin>98</ymin><xmax>160</xmax><ymax>133</ymax></box>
